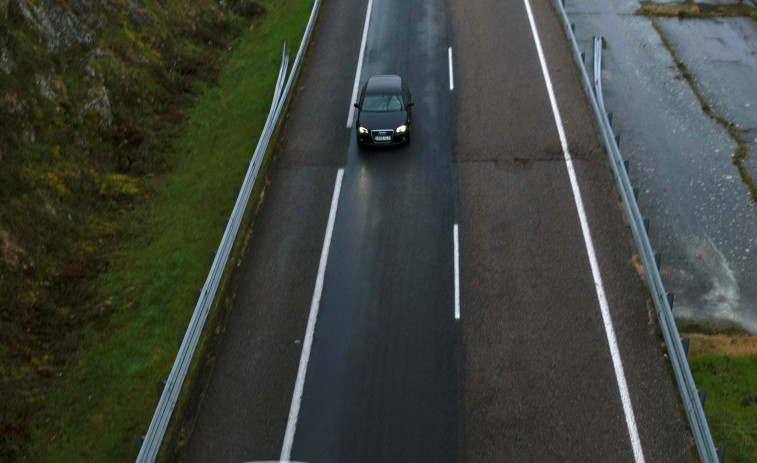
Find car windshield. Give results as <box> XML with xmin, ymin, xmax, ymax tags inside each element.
<box><xmin>362</xmin><ymin>93</ymin><xmax>404</xmax><ymax>112</ymax></box>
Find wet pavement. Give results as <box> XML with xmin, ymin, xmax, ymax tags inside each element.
<box><xmin>566</xmin><ymin>0</ymin><xmax>757</xmax><ymax>332</ymax></box>
<box><xmin>657</xmin><ymin>17</ymin><xmax>757</xmax><ymax>178</ymax></box>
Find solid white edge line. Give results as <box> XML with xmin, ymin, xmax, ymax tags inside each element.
<box><xmin>448</xmin><ymin>47</ymin><xmax>454</xmax><ymax>91</ymax></box>
<box><xmin>453</xmin><ymin>224</ymin><xmax>461</xmax><ymax>320</ymax></box>
<box><xmin>347</xmin><ymin>0</ymin><xmax>374</xmax><ymax>128</ymax></box>
<box><xmin>280</xmin><ymin>168</ymin><xmax>345</xmax><ymax>462</ymax></box>
<box><xmin>522</xmin><ymin>0</ymin><xmax>646</xmax><ymax>462</ymax></box>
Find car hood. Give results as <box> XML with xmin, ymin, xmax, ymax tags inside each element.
<box><xmin>357</xmin><ymin>110</ymin><xmax>408</xmax><ymax>130</ymax></box>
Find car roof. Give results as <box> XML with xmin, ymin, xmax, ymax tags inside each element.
<box><xmin>364</xmin><ymin>75</ymin><xmax>403</xmax><ymax>94</ymax></box>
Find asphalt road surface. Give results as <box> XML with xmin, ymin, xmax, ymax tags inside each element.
<box><xmin>174</xmin><ymin>0</ymin><xmax>698</xmax><ymax>461</ymax></box>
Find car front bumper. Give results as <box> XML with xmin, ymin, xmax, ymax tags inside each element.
<box><xmin>357</xmin><ymin>129</ymin><xmax>409</xmax><ymax>146</ymax></box>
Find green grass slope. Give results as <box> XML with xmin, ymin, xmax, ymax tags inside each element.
<box><xmin>690</xmin><ymin>354</ymin><xmax>757</xmax><ymax>463</ymax></box>
<box><xmin>0</xmin><ymin>0</ymin><xmax>310</xmax><ymax>460</ymax></box>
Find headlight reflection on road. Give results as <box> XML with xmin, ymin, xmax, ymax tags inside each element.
<box><xmin>357</xmin><ymin>163</ymin><xmax>372</xmax><ymax>202</ymax></box>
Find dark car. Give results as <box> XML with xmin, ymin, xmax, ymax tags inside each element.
<box><xmin>354</xmin><ymin>75</ymin><xmax>413</xmax><ymax>147</ymax></box>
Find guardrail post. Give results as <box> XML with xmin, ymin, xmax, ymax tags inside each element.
<box><xmin>194</xmin><ymin>288</ymin><xmax>201</xmax><ymax>302</ymax></box>
<box><xmin>643</xmin><ymin>218</ymin><xmax>650</xmax><ymax>233</ymax></box>
<box><xmin>234</xmin><ymin>187</ymin><xmax>240</xmax><ymax>201</ymax></box>
<box><xmin>633</xmin><ymin>187</ymin><xmax>639</xmax><ymax>201</ymax></box>
<box><xmin>655</xmin><ymin>252</ymin><xmax>661</xmax><ymax>270</ymax></box>
<box><xmin>209</xmin><ymin>250</ymin><xmax>216</xmax><ymax>266</ymax></box>
<box><xmin>698</xmin><ymin>388</ymin><xmax>707</xmax><ymax>408</ymax></box>
<box><xmin>717</xmin><ymin>443</ymin><xmax>726</xmax><ymax>462</ymax></box>
<box><xmin>244</xmin><ymin>159</ymin><xmax>250</xmax><ymax>173</ymax></box>
<box><xmin>222</xmin><ymin>216</ymin><xmax>229</xmax><ymax>231</ymax></box>
<box><xmin>178</xmin><ymin>331</ymin><xmax>185</xmax><ymax>349</ymax></box>
<box><xmin>615</xmin><ymin>134</ymin><xmax>620</xmax><ymax>147</ymax></box>
<box><xmin>608</xmin><ymin>111</ymin><xmax>613</xmax><ymax>126</ymax></box>
<box><xmin>262</xmin><ymin>115</ymin><xmax>267</xmax><ymax>128</ymax></box>
<box><xmin>667</xmin><ymin>292</ymin><xmax>675</xmax><ymax>307</ymax></box>
<box><xmin>580</xmin><ymin>51</ymin><xmax>584</xmax><ymax>64</ymax></box>
<box><xmin>681</xmin><ymin>337</ymin><xmax>690</xmax><ymax>356</ymax></box>
<box><xmin>157</xmin><ymin>380</ymin><xmax>166</xmax><ymax>399</ymax></box>
<box><xmin>134</xmin><ymin>435</ymin><xmax>145</xmax><ymax>454</ymax></box>
<box><xmin>571</xmin><ymin>23</ymin><xmax>576</xmax><ymax>33</ymax></box>
<box><xmin>623</xmin><ymin>159</ymin><xmax>629</xmax><ymax>173</ymax></box>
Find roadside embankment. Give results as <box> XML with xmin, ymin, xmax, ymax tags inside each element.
<box><xmin>1</xmin><ymin>0</ymin><xmax>308</xmax><ymax>461</ymax></box>
<box><xmin>683</xmin><ymin>330</ymin><xmax>757</xmax><ymax>462</ymax></box>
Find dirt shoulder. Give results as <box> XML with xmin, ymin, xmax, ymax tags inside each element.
<box><xmin>682</xmin><ymin>332</ymin><xmax>757</xmax><ymax>357</ymax></box>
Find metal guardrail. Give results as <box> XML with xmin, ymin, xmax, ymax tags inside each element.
<box><xmin>135</xmin><ymin>0</ymin><xmax>323</xmax><ymax>460</ymax></box>
<box><xmin>550</xmin><ymin>0</ymin><xmax>721</xmax><ymax>461</ymax></box>
<box><xmin>592</xmin><ymin>36</ymin><xmax>720</xmax><ymax>463</ymax></box>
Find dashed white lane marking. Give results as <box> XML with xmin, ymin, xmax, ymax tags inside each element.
<box><xmin>280</xmin><ymin>168</ymin><xmax>344</xmax><ymax>462</ymax></box>
<box><xmin>448</xmin><ymin>47</ymin><xmax>454</xmax><ymax>91</ymax></box>
<box><xmin>522</xmin><ymin>0</ymin><xmax>646</xmax><ymax>461</ymax></box>
<box><xmin>347</xmin><ymin>0</ymin><xmax>375</xmax><ymax>128</ymax></box>
<box><xmin>453</xmin><ymin>224</ymin><xmax>461</xmax><ymax>320</ymax></box>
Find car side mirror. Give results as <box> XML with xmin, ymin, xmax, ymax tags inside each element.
<box><xmin>354</xmin><ymin>103</ymin><xmax>360</xmax><ymax>109</ymax></box>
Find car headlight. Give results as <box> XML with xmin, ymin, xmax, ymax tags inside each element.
<box><xmin>358</xmin><ymin>126</ymin><xmax>369</xmax><ymax>134</ymax></box>
<box><xmin>396</xmin><ymin>124</ymin><xmax>407</xmax><ymax>134</ymax></box>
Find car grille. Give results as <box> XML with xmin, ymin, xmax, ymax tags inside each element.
<box><xmin>371</xmin><ymin>129</ymin><xmax>395</xmax><ymax>143</ymax></box>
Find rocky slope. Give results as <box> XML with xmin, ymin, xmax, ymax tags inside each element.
<box><xmin>0</xmin><ymin>0</ymin><xmax>260</xmax><ymax>458</ymax></box>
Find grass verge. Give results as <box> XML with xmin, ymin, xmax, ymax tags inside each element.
<box><xmin>688</xmin><ymin>353</ymin><xmax>757</xmax><ymax>463</ymax></box>
<box><xmin>680</xmin><ymin>329</ymin><xmax>757</xmax><ymax>461</ymax></box>
<box><xmin>25</xmin><ymin>0</ymin><xmax>311</xmax><ymax>461</ymax></box>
